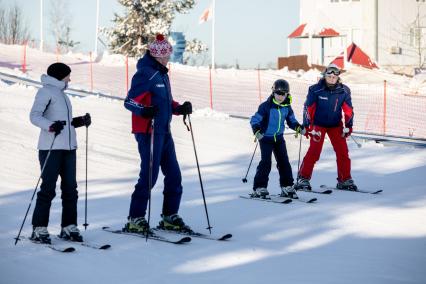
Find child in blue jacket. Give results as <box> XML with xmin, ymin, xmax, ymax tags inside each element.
<box><xmin>250</xmin><ymin>79</ymin><xmax>304</xmax><ymax>199</ymax></box>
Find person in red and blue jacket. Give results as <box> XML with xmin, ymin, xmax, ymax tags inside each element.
<box><xmin>250</xmin><ymin>79</ymin><xmax>305</xmax><ymax>199</ymax></box>
<box><xmin>123</xmin><ymin>35</ymin><xmax>193</xmax><ymax>234</ymax></box>
<box><xmin>295</xmin><ymin>64</ymin><xmax>357</xmax><ymax>191</ymax></box>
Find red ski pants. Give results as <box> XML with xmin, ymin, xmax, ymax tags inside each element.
<box><xmin>299</xmin><ymin>125</ymin><xmax>351</xmax><ymax>182</ymax></box>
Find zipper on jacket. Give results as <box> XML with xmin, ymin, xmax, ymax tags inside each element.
<box><xmin>334</xmin><ymin>98</ymin><xmax>338</xmax><ymax>112</ymax></box>
<box><xmin>273</xmin><ymin>107</ymin><xmax>282</xmax><ymax>142</ymax></box>
<box><xmin>62</xmin><ymin>94</ymin><xmax>72</xmax><ymax>150</ymax></box>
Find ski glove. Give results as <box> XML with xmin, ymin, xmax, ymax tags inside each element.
<box><xmin>304</xmin><ymin>125</ymin><xmax>313</xmax><ymax>138</ymax></box>
<box><xmin>49</xmin><ymin>121</ymin><xmax>65</xmax><ymax>136</ymax></box>
<box><xmin>176</xmin><ymin>101</ymin><xmax>192</xmax><ymax>115</ymax></box>
<box><xmin>342</xmin><ymin>127</ymin><xmax>352</xmax><ymax>138</ymax></box>
<box><xmin>140</xmin><ymin>105</ymin><xmax>158</xmax><ymax>118</ymax></box>
<box><xmin>295</xmin><ymin>124</ymin><xmax>306</xmax><ymax>135</ymax></box>
<box><xmin>254</xmin><ymin>130</ymin><xmax>264</xmax><ymax>141</ymax></box>
<box><xmin>72</xmin><ymin>113</ymin><xmax>91</xmax><ymax>128</ymax></box>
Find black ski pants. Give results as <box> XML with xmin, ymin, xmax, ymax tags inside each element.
<box><xmin>253</xmin><ymin>137</ymin><xmax>294</xmax><ymax>190</ymax></box>
<box><xmin>32</xmin><ymin>150</ymin><xmax>78</xmax><ymax>228</ymax></box>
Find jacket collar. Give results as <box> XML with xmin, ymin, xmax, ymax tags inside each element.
<box><xmin>41</xmin><ymin>74</ymin><xmax>66</xmax><ymax>90</ymax></box>
<box><xmin>317</xmin><ymin>78</ymin><xmax>343</xmax><ymax>92</ymax></box>
<box><xmin>137</xmin><ymin>51</ymin><xmax>169</xmax><ymax>74</ymax></box>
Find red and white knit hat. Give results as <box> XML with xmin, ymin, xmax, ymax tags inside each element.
<box><xmin>148</xmin><ymin>34</ymin><xmax>173</xmax><ymax>58</ymax></box>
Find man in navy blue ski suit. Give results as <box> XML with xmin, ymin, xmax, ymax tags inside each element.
<box><xmin>250</xmin><ymin>79</ymin><xmax>305</xmax><ymax>199</ymax></box>
<box><xmin>123</xmin><ymin>35</ymin><xmax>193</xmax><ymax>233</ymax></box>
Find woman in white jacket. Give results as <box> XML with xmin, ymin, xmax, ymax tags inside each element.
<box><xmin>29</xmin><ymin>63</ymin><xmax>91</xmax><ymax>244</ymax></box>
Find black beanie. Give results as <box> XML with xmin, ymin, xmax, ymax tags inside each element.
<box><xmin>47</xmin><ymin>63</ymin><xmax>71</xmax><ymax>81</ymax></box>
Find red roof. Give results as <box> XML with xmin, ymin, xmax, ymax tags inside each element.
<box><xmin>318</xmin><ymin>28</ymin><xmax>340</xmax><ymax>37</ymax></box>
<box><xmin>288</xmin><ymin>23</ymin><xmax>307</xmax><ymax>38</ymax></box>
<box><xmin>331</xmin><ymin>43</ymin><xmax>378</xmax><ymax>69</ymax></box>
<box><xmin>288</xmin><ymin>23</ymin><xmax>340</xmax><ymax>38</ymax></box>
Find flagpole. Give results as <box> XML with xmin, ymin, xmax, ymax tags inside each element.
<box><xmin>40</xmin><ymin>0</ymin><xmax>43</xmax><ymax>51</ymax></box>
<box><xmin>211</xmin><ymin>0</ymin><xmax>216</xmax><ymax>69</ymax></box>
<box><xmin>95</xmin><ymin>0</ymin><xmax>100</xmax><ymax>55</ymax></box>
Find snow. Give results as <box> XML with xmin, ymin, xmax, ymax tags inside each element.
<box><xmin>0</xmin><ymin>78</ymin><xmax>426</xmax><ymax>284</ymax></box>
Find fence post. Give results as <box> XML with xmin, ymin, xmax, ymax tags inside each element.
<box><xmin>56</xmin><ymin>46</ymin><xmax>60</xmax><ymax>62</ymax></box>
<box><xmin>383</xmin><ymin>80</ymin><xmax>387</xmax><ymax>135</ymax></box>
<box><xmin>89</xmin><ymin>52</ymin><xmax>93</xmax><ymax>92</ymax></box>
<box><xmin>257</xmin><ymin>65</ymin><xmax>262</xmax><ymax>103</ymax></box>
<box><xmin>125</xmin><ymin>55</ymin><xmax>129</xmax><ymax>93</ymax></box>
<box><xmin>209</xmin><ymin>66</ymin><xmax>213</xmax><ymax>109</ymax></box>
<box><xmin>21</xmin><ymin>41</ymin><xmax>27</xmax><ymax>73</ymax></box>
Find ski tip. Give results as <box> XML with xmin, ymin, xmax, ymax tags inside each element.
<box><xmin>371</xmin><ymin>190</ymin><xmax>383</xmax><ymax>194</ymax></box>
<box><xmin>102</xmin><ymin>226</ymin><xmax>110</xmax><ymax>230</ymax></box>
<box><xmin>282</xmin><ymin>199</ymin><xmax>293</xmax><ymax>204</ymax></box>
<box><xmin>63</xmin><ymin>247</ymin><xmax>76</xmax><ymax>252</ymax></box>
<box><xmin>219</xmin><ymin>234</ymin><xmax>233</xmax><ymax>241</ymax></box>
<box><xmin>307</xmin><ymin>198</ymin><xmax>318</xmax><ymax>203</ymax></box>
<box><xmin>99</xmin><ymin>244</ymin><xmax>111</xmax><ymax>250</ymax></box>
<box><xmin>177</xmin><ymin>237</ymin><xmax>192</xmax><ymax>244</ymax></box>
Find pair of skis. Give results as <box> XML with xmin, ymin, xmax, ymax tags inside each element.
<box><xmin>319</xmin><ymin>185</ymin><xmax>383</xmax><ymax>194</ymax></box>
<box><xmin>240</xmin><ymin>192</ymin><xmax>318</xmax><ymax>204</ymax></box>
<box><xmin>23</xmin><ymin>236</ymin><xmax>111</xmax><ymax>253</ymax></box>
<box><xmin>102</xmin><ymin>226</ymin><xmax>232</xmax><ymax>244</ymax></box>
<box><xmin>241</xmin><ymin>185</ymin><xmax>382</xmax><ymax>204</ymax></box>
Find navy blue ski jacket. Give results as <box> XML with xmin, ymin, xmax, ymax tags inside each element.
<box><xmin>124</xmin><ymin>52</ymin><xmax>180</xmax><ymax>134</ymax></box>
<box><xmin>250</xmin><ymin>95</ymin><xmax>300</xmax><ymax>141</ymax></box>
<box><xmin>303</xmin><ymin>78</ymin><xmax>354</xmax><ymax>128</ymax></box>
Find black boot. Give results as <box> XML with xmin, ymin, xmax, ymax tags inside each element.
<box><xmin>59</xmin><ymin>224</ymin><xmax>83</xmax><ymax>242</ymax></box>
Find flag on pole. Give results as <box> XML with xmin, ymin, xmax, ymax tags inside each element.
<box><xmin>199</xmin><ymin>5</ymin><xmax>213</xmax><ymax>24</ymax></box>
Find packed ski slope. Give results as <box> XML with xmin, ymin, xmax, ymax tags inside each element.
<box><xmin>0</xmin><ymin>80</ymin><xmax>425</xmax><ymax>284</ymax></box>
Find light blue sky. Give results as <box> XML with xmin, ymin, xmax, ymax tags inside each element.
<box><xmin>1</xmin><ymin>0</ymin><xmax>300</xmax><ymax>68</ymax></box>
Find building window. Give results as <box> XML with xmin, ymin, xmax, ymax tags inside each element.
<box><xmin>331</xmin><ymin>0</ymin><xmax>339</xmax><ymax>2</ymax></box>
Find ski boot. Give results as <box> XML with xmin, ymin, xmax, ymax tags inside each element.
<box><xmin>251</xmin><ymin>187</ymin><xmax>269</xmax><ymax>198</ymax></box>
<box><xmin>294</xmin><ymin>177</ymin><xmax>311</xmax><ymax>191</ymax></box>
<box><xmin>30</xmin><ymin>226</ymin><xmax>51</xmax><ymax>244</ymax></box>
<box><xmin>336</xmin><ymin>179</ymin><xmax>358</xmax><ymax>191</ymax></box>
<box><xmin>159</xmin><ymin>214</ymin><xmax>192</xmax><ymax>233</ymax></box>
<box><xmin>59</xmin><ymin>224</ymin><xmax>83</xmax><ymax>242</ymax></box>
<box><xmin>124</xmin><ymin>217</ymin><xmax>152</xmax><ymax>234</ymax></box>
<box><xmin>280</xmin><ymin>186</ymin><xmax>298</xmax><ymax>199</ymax></box>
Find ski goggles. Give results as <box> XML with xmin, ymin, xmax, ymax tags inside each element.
<box><xmin>325</xmin><ymin>66</ymin><xmax>341</xmax><ymax>76</ymax></box>
<box><xmin>273</xmin><ymin>90</ymin><xmax>290</xmax><ymax>97</ymax></box>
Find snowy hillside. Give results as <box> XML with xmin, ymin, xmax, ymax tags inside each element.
<box><xmin>0</xmin><ymin>81</ymin><xmax>426</xmax><ymax>284</ymax></box>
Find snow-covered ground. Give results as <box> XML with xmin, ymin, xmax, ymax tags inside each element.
<box><xmin>0</xmin><ymin>80</ymin><xmax>426</xmax><ymax>284</ymax></box>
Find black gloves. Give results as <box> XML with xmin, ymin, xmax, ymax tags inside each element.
<box><xmin>49</xmin><ymin>121</ymin><xmax>65</xmax><ymax>136</ymax></box>
<box><xmin>140</xmin><ymin>106</ymin><xmax>158</xmax><ymax>118</ymax></box>
<box><xmin>72</xmin><ymin>113</ymin><xmax>91</xmax><ymax>128</ymax></box>
<box><xmin>176</xmin><ymin>101</ymin><xmax>192</xmax><ymax>115</ymax></box>
<box><xmin>295</xmin><ymin>124</ymin><xmax>306</xmax><ymax>135</ymax></box>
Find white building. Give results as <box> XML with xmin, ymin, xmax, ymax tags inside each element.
<box><xmin>298</xmin><ymin>0</ymin><xmax>426</xmax><ymax>73</ymax></box>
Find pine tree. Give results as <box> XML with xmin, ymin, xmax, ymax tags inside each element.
<box><xmin>105</xmin><ymin>0</ymin><xmax>194</xmax><ymax>57</ymax></box>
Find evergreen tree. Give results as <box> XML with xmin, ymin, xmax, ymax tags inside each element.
<box><xmin>105</xmin><ymin>0</ymin><xmax>194</xmax><ymax>57</ymax></box>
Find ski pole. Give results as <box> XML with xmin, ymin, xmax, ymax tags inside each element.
<box><xmin>351</xmin><ymin>135</ymin><xmax>362</xmax><ymax>148</ymax></box>
<box><xmin>242</xmin><ymin>141</ymin><xmax>258</xmax><ymax>183</ymax></box>
<box><xmin>183</xmin><ymin>114</ymin><xmax>212</xmax><ymax>234</ymax></box>
<box><xmin>146</xmin><ymin>119</ymin><xmax>155</xmax><ymax>242</ymax></box>
<box><xmin>15</xmin><ymin>132</ymin><xmax>59</xmax><ymax>245</ymax></box>
<box><xmin>83</xmin><ymin>123</ymin><xmax>89</xmax><ymax>230</ymax></box>
<box><xmin>296</xmin><ymin>131</ymin><xmax>303</xmax><ymax>185</ymax></box>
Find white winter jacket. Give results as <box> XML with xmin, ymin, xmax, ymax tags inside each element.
<box><xmin>30</xmin><ymin>74</ymin><xmax>77</xmax><ymax>150</ymax></box>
